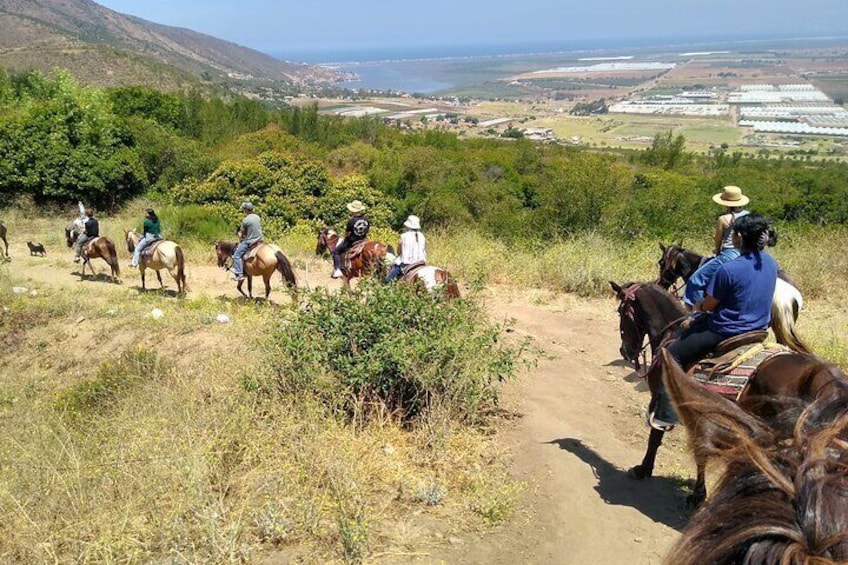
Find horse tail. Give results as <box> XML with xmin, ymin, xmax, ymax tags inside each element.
<box><xmin>275</xmin><ymin>250</ymin><xmax>297</xmax><ymax>289</ymax></box>
<box><xmin>771</xmin><ymin>281</ymin><xmax>810</xmax><ymax>354</ymax></box>
<box><xmin>105</xmin><ymin>238</ymin><xmax>120</xmax><ymax>277</ymax></box>
<box><xmin>175</xmin><ymin>245</ymin><xmax>189</xmax><ymax>293</ymax></box>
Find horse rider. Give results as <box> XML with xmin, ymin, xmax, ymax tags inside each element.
<box><xmin>683</xmin><ymin>185</ymin><xmax>750</xmax><ymax>309</ymax></box>
<box><xmin>72</xmin><ymin>201</ymin><xmax>88</xmax><ymax>239</ymax></box>
<box><xmin>232</xmin><ymin>201</ymin><xmax>262</xmax><ymax>282</ymax></box>
<box><xmin>386</xmin><ymin>214</ymin><xmax>426</xmax><ymax>283</ymax></box>
<box><xmin>129</xmin><ymin>208</ymin><xmax>162</xmax><ymax>268</ymax></box>
<box><xmin>650</xmin><ymin>213</ymin><xmax>778</xmax><ymax>430</ymax></box>
<box><xmin>73</xmin><ymin>208</ymin><xmax>98</xmax><ymax>263</ymax></box>
<box><xmin>331</xmin><ymin>200</ymin><xmax>370</xmax><ymax>279</ymax></box>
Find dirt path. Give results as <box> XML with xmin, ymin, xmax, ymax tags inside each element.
<box><xmin>4</xmin><ymin>239</ymin><xmax>694</xmax><ymax>565</ymax></box>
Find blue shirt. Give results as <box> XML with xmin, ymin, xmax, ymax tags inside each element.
<box><xmin>707</xmin><ymin>250</ymin><xmax>777</xmax><ymax>336</ymax></box>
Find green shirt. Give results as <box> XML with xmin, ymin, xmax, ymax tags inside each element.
<box><xmin>143</xmin><ymin>217</ymin><xmax>162</xmax><ymax>236</ymax></box>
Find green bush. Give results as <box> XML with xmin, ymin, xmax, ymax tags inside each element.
<box><xmin>263</xmin><ymin>281</ymin><xmax>526</xmax><ymax>424</ymax></box>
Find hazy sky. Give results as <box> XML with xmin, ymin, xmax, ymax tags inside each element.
<box><xmin>94</xmin><ymin>0</ymin><xmax>848</xmax><ymax>57</ymax></box>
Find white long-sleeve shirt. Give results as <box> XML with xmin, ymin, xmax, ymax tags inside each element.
<box><xmin>399</xmin><ymin>230</ymin><xmax>426</xmax><ymax>264</ymax></box>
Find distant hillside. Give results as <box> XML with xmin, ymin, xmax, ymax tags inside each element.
<box><xmin>0</xmin><ymin>0</ymin><xmax>347</xmax><ymax>94</ymax></box>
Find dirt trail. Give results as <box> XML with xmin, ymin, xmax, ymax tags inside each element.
<box><xmin>4</xmin><ymin>240</ymin><xmax>694</xmax><ymax>565</ymax></box>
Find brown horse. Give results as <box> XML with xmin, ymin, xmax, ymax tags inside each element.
<box><xmin>400</xmin><ymin>264</ymin><xmax>461</xmax><ymax>299</ymax></box>
<box><xmin>315</xmin><ymin>228</ymin><xmax>393</xmax><ymax>288</ymax></box>
<box><xmin>215</xmin><ymin>241</ymin><xmax>297</xmax><ymax>300</ymax></box>
<box><xmin>65</xmin><ymin>227</ymin><xmax>121</xmax><ymax>283</ymax></box>
<box><xmin>657</xmin><ymin>243</ymin><xmax>809</xmax><ymax>354</ymax></box>
<box><xmin>125</xmin><ymin>231</ymin><xmax>188</xmax><ymax>294</ymax></box>
<box><xmin>610</xmin><ymin>281</ymin><xmax>841</xmax><ymax>506</ymax></box>
<box><xmin>661</xmin><ymin>349</ymin><xmax>848</xmax><ymax>564</ymax></box>
<box><xmin>0</xmin><ymin>220</ymin><xmax>8</xmax><ymax>259</ymax></box>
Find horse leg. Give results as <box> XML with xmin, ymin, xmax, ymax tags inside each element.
<box><xmin>141</xmin><ymin>267</ymin><xmax>146</xmax><ymax>290</ymax></box>
<box><xmin>263</xmin><ymin>273</ymin><xmax>271</xmax><ymax>299</ymax></box>
<box><xmin>686</xmin><ymin>458</ymin><xmax>707</xmax><ymax>508</ymax></box>
<box><xmin>237</xmin><ymin>279</ymin><xmax>248</xmax><ymax>298</ymax></box>
<box><xmin>628</xmin><ymin>428</ymin><xmax>665</xmax><ymax>480</ymax></box>
<box><xmin>156</xmin><ymin>270</ymin><xmax>164</xmax><ymax>289</ymax></box>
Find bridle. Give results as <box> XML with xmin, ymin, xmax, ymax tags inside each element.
<box><xmin>657</xmin><ymin>246</ymin><xmax>694</xmax><ymax>297</ymax></box>
<box><xmin>617</xmin><ymin>283</ymin><xmax>687</xmax><ymax>373</ymax></box>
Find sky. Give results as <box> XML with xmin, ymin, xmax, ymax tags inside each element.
<box><xmin>94</xmin><ymin>0</ymin><xmax>848</xmax><ymax>60</ymax></box>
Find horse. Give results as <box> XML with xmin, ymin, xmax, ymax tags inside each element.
<box><xmin>609</xmin><ymin>281</ymin><xmax>841</xmax><ymax>506</ymax></box>
<box><xmin>0</xmin><ymin>220</ymin><xmax>8</xmax><ymax>259</ymax></box>
<box><xmin>661</xmin><ymin>349</ymin><xmax>848</xmax><ymax>564</ymax></box>
<box><xmin>399</xmin><ymin>263</ymin><xmax>461</xmax><ymax>299</ymax></box>
<box><xmin>214</xmin><ymin>241</ymin><xmax>297</xmax><ymax>300</ymax></box>
<box><xmin>125</xmin><ymin>231</ymin><xmax>188</xmax><ymax>294</ymax></box>
<box><xmin>657</xmin><ymin>243</ymin><xmax>809</xmax><ymax>354</ymax></box>
<box><xmin>65</xmin><ymin>226</ymin><xmax>121</xmax><ymax>283</ymax></box>
<box><xmin>315</xmin><ymin>228</ymin><xmax>393</xmax><ymax>288</ymax></box>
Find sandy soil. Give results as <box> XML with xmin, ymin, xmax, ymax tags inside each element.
<box><xmin>2</xmin><ymin>238</ymin><xmax>695</xmax><ymax>565</ymax></box>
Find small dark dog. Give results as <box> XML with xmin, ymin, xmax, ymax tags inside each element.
<box><xmin>27</xmin><ymin>241</ymin><xmax>47</xmax><ymax>256</ymax></box>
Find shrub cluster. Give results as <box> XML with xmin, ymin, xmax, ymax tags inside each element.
<box><xmin>262</xmin><ymin>282</ymin><xmax>526</xmax><ymax>424</ymax></box>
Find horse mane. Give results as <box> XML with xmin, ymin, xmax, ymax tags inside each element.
<box><xmin>216</xmin><ymin>241</ymin><xmax>236</xmax><ymax>254</ymax></box>
<box><xmin>666</xmin><ymin>376</ymin><xmax>848</xmax><ymax>565</ymax></box>
<box><xmin>628</xmin><ymin>282</ymin><xmax>687</xmax><ymax>329</ymax></box>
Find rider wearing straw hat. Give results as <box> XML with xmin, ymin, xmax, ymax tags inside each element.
<box><xmin>332</xmin><ymin>200</ymin><xmax>370</xmax><ymax>279</ymax></box>
<box><xmin>386</xmin><ymin>214</ymin><xmax>426</xmax><ymax>283</ymax></box>
<box><xmin>683</xmin><ymin>185</ymin><xmax>750</xmax><ymax>309</ymax></box>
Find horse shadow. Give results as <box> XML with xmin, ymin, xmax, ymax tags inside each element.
<box><xmin>603</xmin><ymin>359</ymin><xmax>650</xmax><ymax>390</ymax></box>
<box><xmin>547</xmin><ymin>438</ymin><xmax>690</xmax><ymax>530</ymax></box>
<box><xmin>135</xmin><ymin>286</ymin><xmax>183</xmax><ymax>299</ymax></box>
<box><xmin>214</xmin><ymin>294</ymin><xmax>277</xmax><ymax>307</ymax></box>
<box><xmin>74</xmin><ymin>271</ymin><xmax>121</xmax><ymax>285</ymax></box>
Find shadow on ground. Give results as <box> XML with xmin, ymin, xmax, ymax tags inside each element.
<box><xmin>548</xmin><ymin>437</ymin><xmax>690</xmax><ymax>530</ymax></box>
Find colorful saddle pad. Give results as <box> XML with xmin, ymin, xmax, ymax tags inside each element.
<box><xmin>691</xmin><ymin>342</ymin><xmax>791</xmax><ymax>401</ymax></box>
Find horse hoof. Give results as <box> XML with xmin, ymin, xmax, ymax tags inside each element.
<box><xmin>627</xmin><ymin>466</ymin><xmax>652</xmax><ymax>480</ymax></box>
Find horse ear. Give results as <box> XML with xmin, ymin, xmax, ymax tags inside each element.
<box><xmin>660</xmin><ymin>349</ymin><xmax>774</xmax><ymax>460</ymax></box>
<box><xmin>675</xmin><ymin>239</ymin><xmax>683</xmax><ymax>248</ymax></box>
<box><xmin>609</xmin><ymin>281</ymin><xmax>624</xmax><ymax>297</ymax></box>
<box><xmin>659</xmin><ymin>242</ymin><xmax>666</xmax><ymax>252</ymax></box>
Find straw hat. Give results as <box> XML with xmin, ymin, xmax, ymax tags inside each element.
<box><xmin>403</xmin><ymin>215</ymin><xmax>421</xmax><ymax>230</ymax></box>
<box><xmin>712</xmin><ymin>186</ymin><xmax>749</xmax><ymax>207</ymax></box>
<box><xmin>347</xmin><ymin>200</ymin><xmax>367</xmax><ymax>213</ymax></box>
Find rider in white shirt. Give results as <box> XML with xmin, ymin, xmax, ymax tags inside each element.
<box><xmin>386</xmin><ymin>215</ymin><xmax>426</xmax><ymax>283</ymax></box>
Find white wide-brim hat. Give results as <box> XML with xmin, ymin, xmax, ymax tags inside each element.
<box><xmin>403</xmin><ymin>215</ymin><xmax>421</xmax><ymax>230</ymax></box>
<box><xmin>712</xmin><ymin>185</ymin><xmax>749</xmax><ymax>207</ymax></box>
<box><xmin>346</xmin><ymin>200</ymin><xmax>367</xmax><ymax>213</ymax></box>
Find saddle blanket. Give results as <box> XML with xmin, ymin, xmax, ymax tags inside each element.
<box><xmin>140</xmin><ymin>240</ymin><xmax>165</xmax><ymax>258</ymax></box>
<box><xmin>245</xmin><ymin>242</ymin><xmax>280</xmax><ymax>261</ymax></box>
<box><xmin>402</xmin><ymin>265</ymin><xmax>439</xmax><ymax>290</ymax></box>
<box><xmin>691</xmin><ymin>342</ymin><xmax>791</xmax><ymax>401</ymax></box>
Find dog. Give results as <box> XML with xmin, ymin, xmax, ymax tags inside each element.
<box><xmin>26</xmin><ymin>241</ymin><xmax>47</xmax><ymax>256</ymax></box>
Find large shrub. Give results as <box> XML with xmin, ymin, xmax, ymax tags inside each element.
<box><xmin>262</xmin><ymin>282</ymin><xmax>526</xmax><ymax>424</ymax></box>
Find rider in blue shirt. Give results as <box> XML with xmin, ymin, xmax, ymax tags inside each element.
<box><xmin>651</xmin><ymin>213</ymin><xmax>778</xmax><ymax>430</ymax></box>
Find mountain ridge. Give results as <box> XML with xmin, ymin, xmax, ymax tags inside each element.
<box><xmin>0</xmin><ymin>0</ymin><xmax>346</xmax><ymax>92</ymax></box>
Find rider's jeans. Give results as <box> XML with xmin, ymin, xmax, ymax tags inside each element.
<box><xmin>131</xmin><ymin>234</ymin><xmax>160</xmax><ymax>267</ymax></box>
<box><xmin>683</xmin><ymin>248</ymin><xmax>740</xmax><ymax>307</ymax></box>
<box><xmin>232</xmin><ymin>241</ymin><xmax>250</xmax><ymax>278</ymax></box>
<box><xmin>73</xmin><ymin>234</ymin><xmax>89</xmax><ymax>257</ymax></box>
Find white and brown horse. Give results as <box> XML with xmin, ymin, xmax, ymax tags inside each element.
<box><xmin>215</xmin><ymin>241</ymin><xmax>297</xmax><ymax>300</ymax></box>
<box><xmin>315</xmin><ymin>228</ymin><xmax>393</xmax><ymax>289</ymax></box>
<box><xmin>65</xmin><ymin>226</ymin><xmax>121</xmax><ymax>283</ymax></box>
<box><xmin>400</xmin><ymin>263</ymin><xmax>461</xmax><ymax>299</ymax></box>
<box><xmin>125</xmin><ymin>231</ymin><xmax>188</xmax><ymax>294</ymax></box>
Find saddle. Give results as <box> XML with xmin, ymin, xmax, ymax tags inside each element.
<box><xmin>140</xmin><ymin>240</ymin><xmax>165</xmax><ymax>259</ymax></box>
<box><xmin>400</xmin><ymin>261</ymin><xmax>427</xmax><ymax>280</ymax></box>
<box><xmin>342</xmin><ymin>240</ymin><xmax>370</xmax><ymax>271</ymax></box>
<box><xmin>690</xmin><ymin>331</ymin><xmax>789</xmax><ymax>401</ymax></box>
<box><xmin>83</xmin><ymin>237</ymin><xmax>101</xmax><ymax>253</ymax></box>
<box><xmin>244</xmin><ymin>239</ymin><xmax>265</xmax><ymax>261</ymax></box>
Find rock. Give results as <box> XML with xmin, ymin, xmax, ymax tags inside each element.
<box><xmin>29</xmin><ymin>290</ymin><xmax>38</xmax><ymax>297</ymax></box>
<box><xmin>106</xmin><ymin>309</ymin><xmax>117</xmax><ymax>316</ymax></box>
<box><xmin>382</xmin><ymin>444</ymin><xmax>396</xmax><ymax>456</ymax></box>
<box><xmin>75</xmin><ymin>316</ymin><xmax>85</xmax><ymax>324</ymax></box>
<box><xmin>448</xmin><ymin>537</ymin><xmax>463</xmax><ymax>546</ymax></box>
<box><xmin>150</xmin><ymin>308</ymin><xmax>165</xmax><ymax>319</ymax></box>
<box><xmin>12</xmin><ymin>286</ymin><xmax>27</xmax><ymax>295</ymax></box>
<box><xmin>215</xmin><ymin>313</ymin><xmax>231</xmax><ymax>324</ymax></box>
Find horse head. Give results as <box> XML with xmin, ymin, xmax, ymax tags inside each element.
<box><xmin>657</xmin><ymin>243</ymin><xmax>701</xmax><ymax>291</ymax></box>
<box><xmin>124</xmin><ymin>230</ymin><xmax>138</xmax><ymax>253</ymax></box>
<box><xmin>65</xmin><ymin>226</ymin><xmax>77</xmax><ymax>248</ymax></box>
<box><xmin>610</xmin><ymin>281</ymin><xmax>647</xmax><ymax>368</ymax></box>
<box><xmin>315</xmin><ymin>228</ymin><xmax>337</xmax><ymax>255</ymax></box>
<box><xmin>214</xmin><ymin>241</ymin><xmax>233</xmax><ymax>269</ymax></box>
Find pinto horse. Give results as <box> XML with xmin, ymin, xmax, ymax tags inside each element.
<box><xmin>400</xmin><ymin>264</ymin><xmax>461</xmax><ymax>299</ymax></box>
<box><xmin>315</xmin><ymin>228</ymin><xmax>393</xmax><ymax>288</ymax></box>
<box><xmin>661</xmin><ymin>350</ymin><xmax>848</xmax><ymax>564</ymax></box>
<box><xmin>657</xmin><ymin>243</ymin><xmax>808</xmax><ymax>354</ymax></box>
<box><xmin>0</xmin><ymin>220</ymin><xmax>8</xmax><ymax>259</ymax></box>
<box><xmin>215</xmin><ymin>241</ymin><xmax>297</xmax><ymax>300</ymax></box>
<box><xmin>65</xmin><ymin>226</ymin><xmax>121</xmax><ymax>283</ymax></box>
<box><xmin>609</xmin><ymin>281</ymin><xmax>838</xmax><ymax>506</ymax></box>
<box><xmin>125</xmin><ymin>231</ymin><xmax>188</xmax><ymax>294</ymax></box>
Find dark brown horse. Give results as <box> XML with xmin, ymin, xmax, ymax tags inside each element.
<box><xmin>65</xmin><ymin>227</ymin><xmax>121</xmax><ymax>283</ymax></box>
<box><xmin>215</xmin><ymin>241</ymin><xmax>297</xmax><ymax>300</ymax></box>
<box><xmin>0</xmin><ymin>220</ymin><xmax>8</xmax><ymax>259</ymax></box>
<box><xmin>315</xmin><ymin>228</ymin><xmax>393</xmax><ymax>289</ymax></box>
<box><xmin>610</xmin><ymin>281</ymin><xmax>841</xmax><ymax>506</ymax></box>
<box><xmin>661</xmin><ymin>349</ymin><xmax>848</xmax><ymax>564</ymax></box>
<box><xmin>657</xmin><ymin>243</ymin><xmax>809</xmax><ymax>354</ymax></box>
